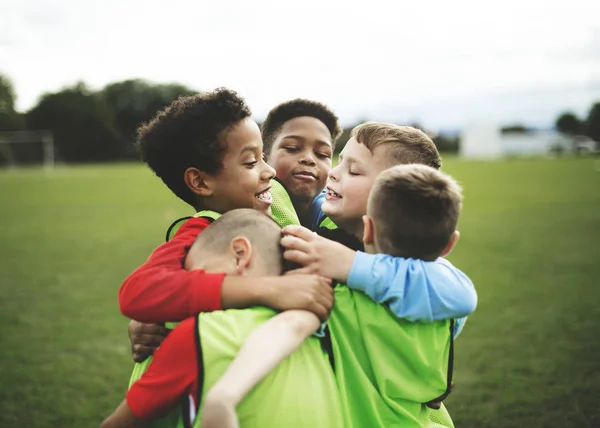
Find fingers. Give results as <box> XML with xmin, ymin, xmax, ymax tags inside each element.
<box><xmin>140</xmin><ymin>323</ymin><xmax>170</xmax><ymax>337</ymax></box>
<box><xmin>282</xmin><ymin>225</ymin><xmax>316</xmax><ymax>242</ymax></box>
<box><xmin>283</xmin><ymin>267</ymin><xmax>315</xmax><ymax>275</ymax></box>
<box><xmin>137</xmin><ymin>332</ymin><xmax>167</xmax><ymax>347</ymax></box>
<box><xmin>281</xmin><ymin>235</ymin><xmax>313</xmax><ymax>252</ymax></box>
<box><xmin>283</xmin><ymin>249</ymin><xmax>314</xmax><ymax>267</ymax></box>
<box><xmin>132</xmin><ymin>345</ymin><xmax>154</xmax><ymax>363</ymax></box>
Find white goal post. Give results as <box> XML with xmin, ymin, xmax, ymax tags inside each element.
<box><xmin>0</xmin><ymin>130</ymin><xmax>55</xmax><ymax>169</ymax></box>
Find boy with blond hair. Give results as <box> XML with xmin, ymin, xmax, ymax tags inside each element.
<box><xmin>102</xmin><ymin>210</ymin><xmax>344</xmax><ymax>428</ymax></box>
<box><xmin>202</xmin><ymin>123</ymin><xmax>475</xmax><ymax>428</ymax></box>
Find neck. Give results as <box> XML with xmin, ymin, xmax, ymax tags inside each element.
<box><xmin>333</xmin><ymin>217</ymin><xmax>364</xmax><ymax>242</ymax></box>
<box><xmin>291</xmin><ymin>196</ymin><xmax>312</xmax><ymax>225</ymax></box>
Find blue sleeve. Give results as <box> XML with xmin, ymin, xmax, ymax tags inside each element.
<box><xmin>306</xmin><ymin>190</ymin><xmax>327</xmax><ymax>231</ymax></box>
<box><xmin>312</xmin><ymin>322</ymin><xmax>327</xmax><ymax>338</ymax></box>
<box><xmin>454</xmin><ymin>317</ymin><xmax>467</xmax><ymax>339</ymax></box>
<box><xmin>347</xmin><ymin>252</ymin><xmax>477</xmax><ymax>322</ymax></box>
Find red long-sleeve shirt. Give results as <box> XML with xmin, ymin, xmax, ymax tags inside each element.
<box><xmin>127</xmin><ymin>317</ymin><xmax>199</xmax><ymax>422</ymax></box>
<box><xmin>119</xmin><ymin>217</ymin><xmax>226</xmax><ymax>322</ymax></box>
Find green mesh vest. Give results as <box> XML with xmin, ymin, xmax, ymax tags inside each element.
<box><xmin>319</xmin><ymin>217</ymin><xmax>455</xmax><ymax>428</ymax></box>
<box><xmin>127</xmin><ymin>180</ymin><xmax>304</xmax><ymax>426</ymax></box>
<box><xmin>192</xmin><ymin>307</ymin><xmax>343</xmax><ymax>427</ymax></box>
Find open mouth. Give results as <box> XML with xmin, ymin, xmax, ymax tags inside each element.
<box><xmin>326</xmin><ymin>187</ymin><xmax>342</xmax><ymax>199</ymax></box>
<box><xmin>255</xmin><ymin>188</ymin><xmax>272</xmax><ymax>204</ymax></box>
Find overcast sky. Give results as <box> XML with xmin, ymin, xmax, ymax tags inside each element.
<box><xmin>1</xmin><ymin>0</ymin><xmax>599</xmax><ymax>129</ymax></box>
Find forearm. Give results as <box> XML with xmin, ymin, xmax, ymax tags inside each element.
<box><xmin>119</xmin><ymin>269</ymin><xmax>225</xmax><ymax>322</ymax></box>
<box><xmin>119</xmin><ymin>219</ymin><xmax>224</xmax><ymax>322</ymax></box>
<box><xmin>348</xmin><ymin>253</ymin><xmax>477</xmax><ymax>321</ymax></box>
<box><xmin>206</xmin><ymin>310</ymin><xmax>320</xmax><ymax>405</ymax></box>
<box><xmin>220</xmin><ymin>276</ymin><xmax>280</xmax><ymax>310</ymax></box>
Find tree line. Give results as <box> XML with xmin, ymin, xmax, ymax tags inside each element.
<box><xmin>0</xmin><ymin>74</ymin><xmax>598</xmax><ymax>164</ymax></box>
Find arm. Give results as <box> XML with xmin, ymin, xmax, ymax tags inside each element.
<box><xmin>120</xmin><ymin>218</ymin><xmax>335</xmax><ymax>324</ymax></box>
<box><xmin>119</xmin><ymin>217</ymin><xmax>226</xmax><ymax>322</ymax></box>
<box><xmin>102</xmin><ymin>318</ymin><xmax>198</xmax><ymax>427</ymax></box>
<box><xmin>201</xmin><ymin>310</ymin><xmax>320</xmax><ymax>428</ymax></box>
<box><xmin>347</xmin><ymin>253</ymin><xmax>477</xmax><ymax>321</ymax></box>
<box><xmin>281</xmin><ymin>225</ymin><xmax>477</xmax><ymax>322</ymax></box>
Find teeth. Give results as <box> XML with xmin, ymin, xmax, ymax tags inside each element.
<box><xmin>256</xmin><ymin>190</ymin><xmax>271</xmax><ymax>201</ymax></box>
<box><xmin>327</xmin><ymin>188</ymin><xmax>341</xmax><ymax>198</ymax></box>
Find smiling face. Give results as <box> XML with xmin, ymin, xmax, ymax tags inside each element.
<box><xmin>204</xmin><ymin>118</ymin><xmax>276</xmax><ymax>215</ymax></box>
<box><xmin>322</xmin><ymin>137</ymin><xmax>390</xmax><ymax>238</ymax></box>
<box><xmin>267</xmin><ymin>116</ymin><xmax>333</xmax><ymax>215</ymax></box>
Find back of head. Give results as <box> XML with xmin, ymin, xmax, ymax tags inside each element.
<box><xmin>136</xmin><ymin>88</ymin><xmax>251</xmax><ymax>207</ymax></box>
<box><xmin>352</xmin><ymin>122</ymin><xmax>442</xmax><ymax>170</ymax></box>
<box><xmin>368</xmin><ymin>164</ymin><xmax>462</xmax><ymax>260</ymax></box>
<box><xmin>261</xmin><ymin>98</ymin><xmax>342</xmax><ymax>154</ymax></box>
<box><xmin>188</xmin><ymin>209</ymin><xmax>285</xmax><ymax>275</ymax></box>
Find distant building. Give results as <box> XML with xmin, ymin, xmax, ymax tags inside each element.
<box><xmin>460</xmin><ymin>123</ymin><xmax>598</xmax><ymax>159</ymax></box>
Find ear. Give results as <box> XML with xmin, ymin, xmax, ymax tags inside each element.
<box><xmin>230</xmin><ymin>237</ymin><xmax>253</xmax><ymax>275</ymax></box>
<box><xmin>440</xmin><ymin>231</ymin><xmax>460</xmax><ymax>257</ymax></box>
<box><xmin>184</xmin><ymin>167</ymin><xmax>214</xmax><ymax>197</ymax></box>
<box><xmin>362</xmin><ymin>215</ymin><xmax>375</xmax><ymax>246</ymax></box>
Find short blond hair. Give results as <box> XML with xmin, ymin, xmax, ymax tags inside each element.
<box><xmin>187</xmin><ymin>209</ymin><xmax>285</xmax><ymax>274</ymax></box>
<box><xmin>351</xmin><ymin>122</ymin><xmax>442</xmax><ymax>169</ymax></box>
<box><xmin>368</xmin><ymin>164</ymin><xmax>462</xmax><ymax>260</ymax></box>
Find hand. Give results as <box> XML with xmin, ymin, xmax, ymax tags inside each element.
<box><xmin>281</xmin><ymin>225</ymin><xmax>356</xmax><ymax>283</ymax></box>
<box><xmin>128</xmin><ymin>320</ymin><xmax>170</xmax><ymax>363</ymax></box>
<box><xmin>262</xmin><ymin>274</ymin><xmax>334</xmax><ymax>323</ymax></box>
<box><xmin>201</xmin><ymin>392</ymin><xmax>239</xmax><ymax>428</ymax></box>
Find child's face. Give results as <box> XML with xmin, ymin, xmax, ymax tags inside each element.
<box><xmin>207</xmin><ymin>118</ymin><xmax>276</xmax><ymax>214</ymax></box>
<box><xmin>267</xmin><ymin>117</ymin><xmax>333</xmax><ymax>204</ymax></box>
<box><xmin>322</xmin><ymin>138</ymin><xmax>389</xmax><ymax>236</ymax></box>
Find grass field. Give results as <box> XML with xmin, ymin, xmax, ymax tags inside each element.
<box><xmin>0</xmin><ymin>157</ymin><xmax>599</xmax><ymax>428</ymax></box>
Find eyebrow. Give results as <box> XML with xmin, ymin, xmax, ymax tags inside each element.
<box><xmin>340</xmin><ymin>154</ymin><xmax>361</xmax><ymax>165</ymax></box>
<box><xmin>281</xmin><ymin>135</ymin><xmax>332</xmax><ymax>147</ymax></box>
<box><xmin>239</xmin><ymin>145</ymin><xmax>260</xmax><ymax>156</ymax></box>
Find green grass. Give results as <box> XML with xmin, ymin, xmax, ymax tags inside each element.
<box><xmin>0</xmin><ymin>157</ymin><xmax>599</xmax><ymax>427</ymax></box>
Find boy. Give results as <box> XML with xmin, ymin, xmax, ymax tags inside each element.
<box><xmin>261</xmin><ymin>98</ymin><xmax>342</xmax><ymax>227</ymax></box>
<box><xmin>118</xmin><ymin>88</ymin><xmax>334</xmax><ymax>326</ymax></box>
<box><xmin>287</xmin><ymin>124</ymin><xmax>471</xmax><ymax>427</ymax></box>
<box><xmin>127</xmin><ymin>97</ymin><xmax>342</xmax><ymax>360</ymax></box>
<box><xmin>102</xmin><ymin>209</ymin><xmax>344</xmax><ymax>428</ymax></box>
<box><xmin>122</xmin><ymin>96</ymin><xmax>474</xmax><ymax>421</ymax></box>
<box><xmin>203</xmin><ymin>124</ymin><xmax>473</xmax><ymax>427</ymax></box>
<box><xmin>119</xmin><ymin>89</ymin><xmax>335</xmax><ymax>417</ymax></box>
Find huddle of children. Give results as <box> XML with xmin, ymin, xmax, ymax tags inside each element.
<box><xmin>101</xmin><ymin>89</ymin><xmax>477</xmax><ymax>428</ymax></box>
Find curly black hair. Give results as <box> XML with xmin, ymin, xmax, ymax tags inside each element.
<box><xmin>261</xmin><ymin>99</ymin><xmax>342</xmax><ymax>155</ymax></box>
<box><xmin>136</xmin><ymin>88</ymin><xmax>252</xmax><ymax>207</ymax></box>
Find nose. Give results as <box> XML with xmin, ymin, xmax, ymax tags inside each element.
<box><xmin>298</xmin><ymin>149</ymin><xmax>316</xmax><ymax>166</ymax></box>
<box><xmin>328</xmin><ymin>164</ymin><xmax>340</xmax><ymax>182</ymax></box>
<box><xmin>261</xmin><ymin>159</ymin><xmax>276</xmax><ymax>181</ymax></box>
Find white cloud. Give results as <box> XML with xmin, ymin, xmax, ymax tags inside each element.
<box><xmin>0</xmin><ymin>0</ymin><xmax>598</xmax><ymax>128</ymax></box>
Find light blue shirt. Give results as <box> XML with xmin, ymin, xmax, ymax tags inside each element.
<box><xmin>347</xmin><ymin>252</ymin><xmax>477</xmax><ymax>338</ymax></box>
<box><xmin>306</xmin><ymin>189</ymin><xmax>327</xmax><ymax>230</ymax></box>
<box><xmin>307</xmin><ymin>191</ymin><xmax>476</xmax><ymax>338</ymax></box>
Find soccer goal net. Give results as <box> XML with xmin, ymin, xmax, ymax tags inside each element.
<box><xmin>0</xmin><ymin>130</ymin><xmax>55</xmax><ymax>169</ymax></box>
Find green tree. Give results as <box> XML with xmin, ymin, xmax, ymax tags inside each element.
<box><xmin>585</xmin><ymin>102</ymin><xmax>600</xmax><ymax>142</ymax></box>
<box><xmin>26</xmin><ymin>82</ymin><xmax>122</xmax><ymax>162</ymax></box>
<box><xmin>555</xmin><ymin>112</ymin><xmax>582</xmax><ymax>135</ymax></box>
<box><xmin>0</xmin><ymin>74</ymin><xmax>23</xmax><ymax>131</ymax></box>
<box><xmin>100</xmin><ymin>79</ymin><xmax>197</xmax><ymax>157</ymax></box>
